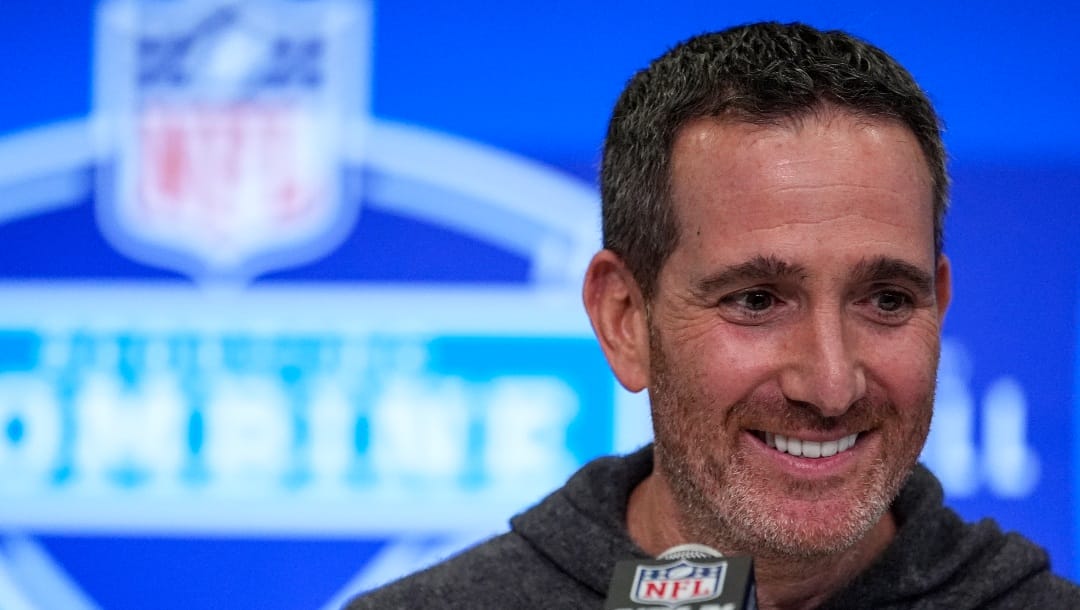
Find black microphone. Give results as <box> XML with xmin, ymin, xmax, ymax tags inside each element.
<box><xmin>604</xmin><ymin>544</ymin><xmax>756</xmax><ymax>610</ymax></box>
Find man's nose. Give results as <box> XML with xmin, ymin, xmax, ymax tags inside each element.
<box><xmin>777</xmin><ymin>307</ymin><xmax>867</xmax><ymax>417</ymax></box>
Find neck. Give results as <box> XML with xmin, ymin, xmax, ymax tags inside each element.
<box><xmin>626</xmin><ymin>472</ymin><xmax>897</xmax><ymax>610</ymax></box>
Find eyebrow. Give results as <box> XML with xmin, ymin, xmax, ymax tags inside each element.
<box><xmin>693</xmin><ymin>255</ymin><xmax>807</xmax><ymax>296</ymax></box>
<box><xmin>850</xmin><ymin>256</ymin><xmax>936</xmax><ymax>297</ymax></box>
<box><xmin>691</xmin><ymin>254</ymin><xmax>935</xmax><ymax>298</ymax></box>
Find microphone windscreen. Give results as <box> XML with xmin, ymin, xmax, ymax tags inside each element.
<box><xmin>604</xmin><ymin>545</ymin><xmax>756</xmax><ymax>609</ymax></box>
<box><xmin>657</xmin><ymin>543</ymin><xmax>724</xmax><ymax>560</ymax></box>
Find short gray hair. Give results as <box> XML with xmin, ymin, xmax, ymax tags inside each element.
<box><xmin>600</xmin><ymin>22</ymin><xmax>947</xmax><ymax>300</ymax></box>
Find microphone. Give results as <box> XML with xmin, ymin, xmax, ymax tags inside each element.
<box><xmin>604</xmin><ymin>543</ymin><xmax>756</xmax><ymax>610</ymax></box>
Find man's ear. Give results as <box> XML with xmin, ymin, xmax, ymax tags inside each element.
<box><xmin>582</xmin><ymin>250</ymin><xmax>651</xmax><ymax>392</ymax></box>
<box><xmin>935</xmin><ymin>254</ymin><xmax>952</xmax><ymax>324</ymax></box>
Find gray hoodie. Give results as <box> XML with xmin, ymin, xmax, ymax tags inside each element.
<box><xmin>346</xmin><ymin>446</ymin><xmax>1079</xmax><ymax>609</ymax></box>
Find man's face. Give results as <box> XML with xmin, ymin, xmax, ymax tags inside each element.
<box><xmin>647</xmin><ymin>110</ymin><xmax>949</xmax><ymax>558</ymax></box>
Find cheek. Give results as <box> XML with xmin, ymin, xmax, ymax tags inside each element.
<box><xmin>863</xmin><ymin>334</ymin><xmax>940</xmax><ymax>412</ymax></box>
<box><xmin>669</xmin><ymin>330</ymin><xmax>783</xmax><ymax>408</ymax></box>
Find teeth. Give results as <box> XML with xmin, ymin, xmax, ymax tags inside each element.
<box><xmin>787</xmin><ymin>438</ymin><xmax>803</xmax><ymax>457</ymax></box>
<box><xmin>765</xmin><ymin>432</ymin><xmax>858</xmax><ymax>459</ymax></box>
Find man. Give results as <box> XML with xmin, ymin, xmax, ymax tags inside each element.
<box><xmin>347</xmin><ymin>22</ymin><xmax>1080</xmax><ymax>609</ymax></box>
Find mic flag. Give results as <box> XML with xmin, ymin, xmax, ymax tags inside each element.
<box><xmin>604</xmin><ymin>545</ymin><xmax>756</xmax><ymax>610</ymax></box>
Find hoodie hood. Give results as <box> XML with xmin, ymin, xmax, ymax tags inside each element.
<box><xmin>512</xmin><ymin>445</ymin><xmax>1064</xmax><ymax>609</ymax></box>
<box><xmin>823</xmin><ymin>465</ymin><xmax>1051</xmax><ymax>609</ymax></box>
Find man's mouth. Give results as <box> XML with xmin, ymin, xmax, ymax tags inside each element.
<box><xmin>754</xmin><ymin>431</ymin><xmax>860</xmax><ymax>458</ymax></box>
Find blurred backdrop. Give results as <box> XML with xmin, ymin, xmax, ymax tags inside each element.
<box><xmin>0</xmin><ymin>1</ymin><xmax>1078</xmax><ymax>608</ymax></box>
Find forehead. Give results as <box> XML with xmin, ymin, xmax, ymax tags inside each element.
<box><xmin>667</xmin><ymin>111</ymin><xmax>936</xmax><ymax>270</ymax></box>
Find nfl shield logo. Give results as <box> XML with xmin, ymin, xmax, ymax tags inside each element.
<box><xmin>631</xmin><ymin>559</ymin><xmax>727</xmax><ymax>607</ymax></box>
<box><xmin>94</xmin><ymin>0</ymin><xmax>368</xmax><ymax>281</ymax></box>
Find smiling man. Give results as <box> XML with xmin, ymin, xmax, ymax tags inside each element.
<box><xmin>346</xmin><ymin>22</ymin><xmax>1080</xmax><ymax>609</ymax></box>
<box><xmin>606</xmin><ymin>109</ymin><xmax>949</xmax><ymax>608</ymax></box>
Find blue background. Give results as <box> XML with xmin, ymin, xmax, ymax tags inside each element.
<box><xmin>0</xmin><ymin>1</ymin><xmax>1078</xmax><ymax>608</ymax></box>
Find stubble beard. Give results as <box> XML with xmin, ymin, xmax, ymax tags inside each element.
<box><xmin>647</xmin><ymin>326</ymin><xmax>934</xmax><ymax>560</ymax></box>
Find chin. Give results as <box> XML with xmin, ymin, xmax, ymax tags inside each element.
<box><xmin>670</xmin><ymin>451</ymin><xmax>912</xmax><ymax>560</ymax></box>
<box><xmin>736</xmin><ymin>496</ymin><xmax>892</xmax><ymax>559</ymax></box>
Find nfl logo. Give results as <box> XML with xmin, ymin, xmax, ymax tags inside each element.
<box><xmin>630</xmin><ymin>559</ymin><xmax>727</xmax><ymax>607</ymax></box>
<box><xmin>93</xmin><ymin>0</ymin><xmax>368</xmax><ymax>281</ymax></box>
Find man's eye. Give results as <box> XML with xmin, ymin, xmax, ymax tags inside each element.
<box><xmin>873</xmin><ymin>290</ymin><xmax>911</xmax><ymax>312</ymax></box>
<box><xmin>732</xmin><ymin>290</ymin><xmax>775</xmax><ymax>311</ymax></box>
